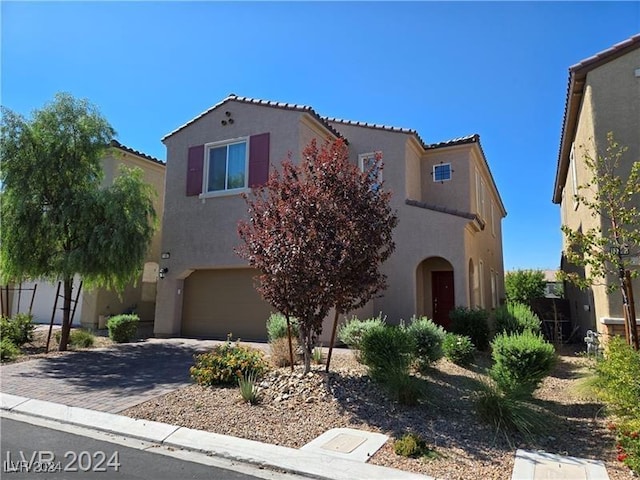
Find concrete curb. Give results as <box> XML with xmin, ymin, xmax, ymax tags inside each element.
<box><xmin>1</xmin><ymin>393</ymin><xmax>432</xmax><ymax>480</ymax></box>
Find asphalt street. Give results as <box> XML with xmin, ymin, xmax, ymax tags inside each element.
<box><xmin>1</xmin><ymin>417</ymin><xmax>274</xmax><ymax>480</ymax></box>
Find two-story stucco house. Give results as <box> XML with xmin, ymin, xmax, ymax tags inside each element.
<box><xmin>553</xmin><ymin>34</ymin><xmax>640</xmax><ymax>340</ymax></box>
<box><xmin>154</xmin><ymin>95</ymin><xmax>506</xmax><ymax>342</ymax></box>
<box><xmin>12</xmin><ymin>141</ymin><xmax>166</xmax><ymax>331</ymax></box>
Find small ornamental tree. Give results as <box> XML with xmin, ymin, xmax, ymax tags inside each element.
<box><xmin>505</xmin><ymin>269</ymin><xmax>546</xmax><ymax>305</ymax></box>
<box><xmin>560</xmin><ymin>132</ymin><xmax>640</xmax><ymax>349</ymax></box>
<box><xmin>0</xmin><ymin>93</ymin><xmax>157</xmax><ymax>351</ymax></box>
<box><xmin>237</xmin><ymin>138</ymin><xmax>398</xmax><ymax>373</ymax></box>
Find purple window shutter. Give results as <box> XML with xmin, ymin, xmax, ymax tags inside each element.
<box><xmin>186</xmin><ymin>145</ymin><xmax>204</xmax><ymax>196</ymax></box>
<box><xmin>248</xmin><ymin>133</ymin><xmax>270</xmax><ymax>187</ymax></box>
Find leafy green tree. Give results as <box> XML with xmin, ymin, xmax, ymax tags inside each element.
<box><xmin>560</xmin><ymin>132</ymin><xmax>640</xmax><ymax>349</ymax></box>
<box><xmin>504</xmin><ymin>269</ymin><xmax>546</xmax><ymax>305</ymax></box>
<box><xmin>237</xmin><ymin>138</ymin><xmax>397</xmax><ymax>373</ymax></box>
<box><xmin>0</xmin><ymin>93</ymin><xmax>156</xmax><ymax>351</ymax></box>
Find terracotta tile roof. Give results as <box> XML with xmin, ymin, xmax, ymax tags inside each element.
<box><xmin>110</xmin><ymin>139</ymin><xmax>165</xmax><ymax>165</ymax></box>
<box><xmin>426</xmin><ymin>134</ymin><xmax>480</xmax><ymax>149</ymax></box>
<box><xmin>323</xmin><ymin>116</ymin><xmax>429</xmax><ymax>149</ymax></box>
<box><xmin>162</xmin><ymin>94</ymin><xmax>345</xmax><ymax>142</ymax></box>
<box><xmin>553</xmin><ymin>33</ymin><xmax>640</xmax><ymax>204</ymax></box>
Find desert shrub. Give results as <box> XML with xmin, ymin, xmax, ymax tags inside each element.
<box><xmin>613</xmin><ymin>422</ymin><xmax>640</xmax><ymax>475</ymax></box>
<box><xmin>106</xmin><ymin>314</ymin><xmax>139</xmax><ymax>343</ymax></box>
<box><xmin>57</xmin><ymin>329</ymin><xmax>94</xmax><ymax>349</ymax></box>
<box><xmin>442</xmin><ymin>333</ymin><xmax>475</xmax><ymax>366</ymax></box>
<box><xmin>360</xmin><ymin>324</ymin><xmax>420</xmax><ymax>405</ymax></box>
<box><xmin>449</xmin><ymin>307</ymin><xmax>490</xmax><ymax>351</ymax></box>
<box><xmin>494</xmin><ymin>302</ymin><xmax>541</xmax><ymax>335</ymax></box>
<box><xmin>474</xmin><ymin>380</ymin><xmax>547</xmax><ymax>442</ymax></box>
<box><xmin>238</xmin><ymin>371</ymin><xmax>260</xmax><ymax>405</ymax></box>
<box><xmin>69</xmin><ymin>329</ymin><xmax>95</xmax><ymax>348</ymax></box>
<box><xmin>393</xmin><ymin>432</ymin><xmax>440</xmax><ymax>459</ymax></box>
<box><xmin>490</xmin><ymin>330</ymin><xmax>556</xmax><ymax>395</ymax></box>
<box><xmin>0</xmin><ymin>313</ymin><xmax>35</xmax><ymax>346</ymax></box>
<box><xmin>190</xmin><ymin>337</ymin><xmax>269</xmax><ymax>386</ymax></box>
<box><xmin>594</xmin><ymin>337</ymin><xmax>640</xmax><ymax>420</ymax></box>
<box><xmin>360</xmin><ymin>324</ymin><xmax>414</xmax><ymax>380</ymax></box>
<box><xmin>312</xmin><ymin>344</ymin><xmax>324</xmax><ymax>364</ymax></box>
<box><xmin>406</xmin><ymin>316</ymin><xmax>445</xmax><ymax>372</ymax></box>
<box><xmin>270</xmin><ymin>336</ymin><xmax>299</xmax><ymax>367</ymax></box>
<box><xmin>266</xmin><ymin>313</ymin><xmax>299</xmax><ymax>341</ymax></box>
<box><xmin>337</xmin><ymin>314</ymin><xmax>386</xmax><ymax>351</ymax></box>
<box><xmin>0</xmin><ymin>338</ymin><xmax>20</xmax><ymax>361</ymax></box>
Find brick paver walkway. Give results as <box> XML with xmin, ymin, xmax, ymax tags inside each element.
<box><xmin>0</xmin><ymin>339</ymin><xmax>226</xmax><ymax>413</ymax></box>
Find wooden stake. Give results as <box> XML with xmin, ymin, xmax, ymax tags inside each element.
<box><xmin>325</xmin><ymin>309</ymin><xmax>340</xmax><ymax>373</ymax></box>
<box><xmin>28</xmin><ymin>284</ymin><xmax>38</xmax><ymax>316</ymax></box>
<box><xmin>46</xmin><ymin>282</ymin><xmax>62</xmax><ymax>353</ymax></box>
<box><xmin>286</xmin><ymin>315</ymin><xmax>294</xmax><ymax>372</ymax></box>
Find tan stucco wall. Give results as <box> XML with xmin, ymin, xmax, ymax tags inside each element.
<box><xmin>560</xmin><ymin>48</ymin><xmax>640</xmax><ymax>335</ymax></box>
<box><xmin>155</xmin><ymin>101</ymin><xmax>332</xmax><ymax>336</ymax></box>
<box><xmin>80</xmin><ymin>149</ymin><xmax>165</xmax><ymax>327</ymax></box>
<box><xmin>155</xmin><ymin>102</ymin><xmax>507</xmax><ymax>339</ymax></box>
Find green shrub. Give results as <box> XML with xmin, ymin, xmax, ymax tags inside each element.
<box><xmin>505</xmin><ymin>269</ymin><xmax>545</xmax><ymax>305</ymax></box>
<box><xmin>442</xmin><ymin>333</ymin><xmax>475</xmax><ymax>366</ymax></box>
<box><xmin>312</xmin><ymin>345</ymin><xmax>323</xmax><ymax>365</ymax></box>
<box><xmin>406</xmin><ymin>316</ymin><xmax>445</xmax><ymax>373</ymax></box>
<box><xmin>190</xmin><ymin>337</ymin><xmax>269</xmax><ymax>386</ymax></box>
<box><xmin>360</xmin><ymin>324</ymin><xmax>420</xmax><ymax>405</ymax></box>
<box><xmin>449</xmin><ymin>307</ymin><xmax>490</xmax><ymax>351</ymax></box>
<box><xmin>238</xmin><ymin>371</ymin><xmax>260</xmax><ymax>405</ymax></box>
<box><xmin>474</xmin><ymin>380</ymin><xmax>547</xmax><ymax>441</ymax></box>
<box><xmin>360</xmin><ymin>324</ymin><xmax>414</xmax><ymax>381</ymax></box>
<box><xmin>0</xmin><ymin>338</ymin><xmax>20</xmax><ymax>361</ymax></box>
<box><xmin>106</xmin><ymin>314</ymin><xmax>139</xmax><ymax>343</ymax></box>
<box><xmin>490</xmin><ymin>330</ymin><xmax>556</xmax><ymax>395</ymax></box>
<box><xmin>0</xmin><ymin>313</ymin><xmax>35</xmax><ymax>346</ymax></box>
<box><xmin>266</xmin><ymin>313</ymin><xmax>299</xmax><ymax>341</ymax></box>
<box><xmin>69</xmin><ymin>329</ymin><xmax>95</xmax><ymax>348</ymax></box>
<box><xmin>393</xmin><ymin>433</ymin><xmax>440</xmax><ymax>459</ymax></box>
<box><xmin>494</xmin><ymin>302</ymin><xmax>541</xmax><ymax>335</ymax></box>
<box><xmin>594</xmin><ymin>337</ymin><xmax>640</xmax><ymax>420</ymax></box>
<box><xmin>337</xmin><ymin>314</ymin><xmax>386</xmax><ymax>351</ymax></box>
<box><xmin>614</xmin><ymin>423</ymin><xmax>640</xmax><ymax>475</ymax></box>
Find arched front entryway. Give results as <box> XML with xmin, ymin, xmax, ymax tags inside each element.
<box><xmin>416</xmin><ymin>257</ymin><xmax>455</xmax><ymax>330</ymax></box>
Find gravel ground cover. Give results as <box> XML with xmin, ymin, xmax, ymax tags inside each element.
<box><xmin>123</xmin><ymin>345</ymin><xmax>631</xmax><ymax>480</ymax></box>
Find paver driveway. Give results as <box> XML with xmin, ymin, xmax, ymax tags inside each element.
<box><xmin>0</xmin><ymin>338</ymin><xmax>226</xmax><ymax>413</ymax></box>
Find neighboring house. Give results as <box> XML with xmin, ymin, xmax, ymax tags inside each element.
<box><xmin>542</xmin><ymin>270</ymin><xmax>562</xmax><ymax>299</ymax></box>
<box><xmin>552</xmin><ymin>34</ymin><xmax>640</xmax><ymax>340</ymax></box>
<box><xmin>154</xmin><ymin>94</ymin><xmax>507</xmax><ymax>342</ymax></box>
<box><xmin>11</xmin><ymin>141</ymin><xmax>166</xmax><ymax>330</ymax></box>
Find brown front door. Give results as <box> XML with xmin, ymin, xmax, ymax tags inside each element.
<box><xmin>432</xmin><ymin>271</ymin><xmax>455</xmax><ymax>330</ymax></box>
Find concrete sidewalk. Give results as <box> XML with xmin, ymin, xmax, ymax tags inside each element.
<box><xmin>1</xmin><ymin>393</ymin><xmax>432</xmax><ymax>480</ymax></box>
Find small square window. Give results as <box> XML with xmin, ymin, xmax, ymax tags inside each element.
<box><xmin>433</xmin><ymin>163</ymin><xmax>452</xmax><ymax>182</ymax></box>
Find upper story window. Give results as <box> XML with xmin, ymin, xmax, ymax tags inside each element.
<box><xmin>205</xmin><ymin>138</ymin><xmax>248</xmax><ymax>193</ymax></box>
<box><xmin>359</xmin><ymin>152</ymin><xmax>382</xmax><ymax>189</ymax></box>
<box><xmin>433</xmin><ymin>163</ymin><xmax>452</xmax><ymax>182</ymax></box>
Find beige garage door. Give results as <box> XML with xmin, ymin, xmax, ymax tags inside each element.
<box><xmin>182</xmin><ymin>269</ymin><xmax>273</xmax><ymax>341</ymax></box>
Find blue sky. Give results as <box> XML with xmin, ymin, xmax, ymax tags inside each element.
<box><xmin>2</xmin><ymin>2</ymin><xmax>639</xmax><ymax>272</ymax></box>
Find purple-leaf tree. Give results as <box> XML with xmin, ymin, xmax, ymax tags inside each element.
<box><xmin>237</xmin><ymin>138</ymin><xmax>398</xmax><ymax>373</ymax></box>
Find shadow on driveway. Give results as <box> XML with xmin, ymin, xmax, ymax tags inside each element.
<box><xmin>20</xmin><ymin>341</ymin><xmax>210</xmax><ymax>394</ymax></box>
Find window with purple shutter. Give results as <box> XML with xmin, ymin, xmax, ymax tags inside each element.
<box><xmin>186</xmin><ymin>145</ymin><xmax>204</xmax><ymax>196</ymax></box>
<box><xmin>248</xmin><ymin>133</ymin><xmax>270</xmax><ymax>187</ymax></box>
